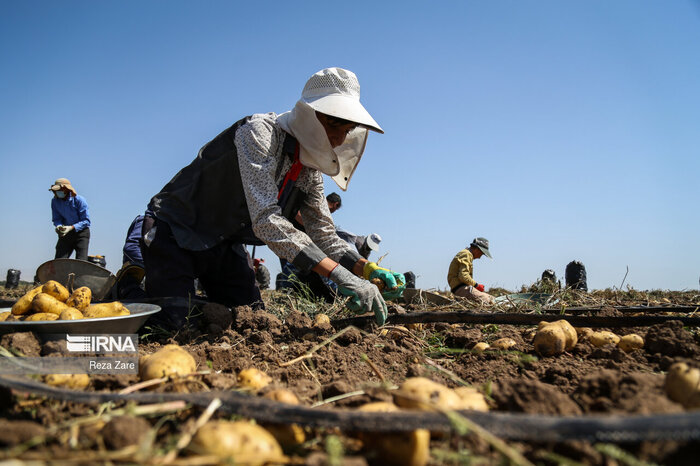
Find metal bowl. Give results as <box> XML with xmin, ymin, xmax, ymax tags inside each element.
<box><xmin>36</xmin><ymin>259</ymin><xmax>117</xmax><ymax>301</ymax></box>
<box><xmin>0</xmin><ymin>303</ymin><xmax>161</xmax><ymax>337</ymax></box>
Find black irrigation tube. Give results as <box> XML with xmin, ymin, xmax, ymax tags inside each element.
<box><xmin>1</xmin><ymin>375</ymin><xmax>699</xmax><ymax>442</ymax></box>
<box><xmin>565</xmin><ymin>305</ymin><xmax>699</xmax><ymax>314</ymax></box>
<box><xmin>332</xmin><ymin>311</ymin><xmax>700</xmax><ymax>328</ymax></box>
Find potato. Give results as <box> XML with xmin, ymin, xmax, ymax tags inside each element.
<box><xmin>44</xmin><ymin>373</ymin><xmax>90</xmax><ymax>389</ymax></box>
<box><xmin>453</xmin><ymin>386</ymin><xmax>489</xmax><ymax>411</ymax></box>
<box><xmin>534</xmin><ymin>320</ymin><xmax>578</xmax><ymax>356</ymax></box>
<box><xmin>11</xmin><ymin>285</ymin><xmax>43</xmax><ymax>315</ymax></box>
<box><xmin>665</xmin><ymin>362</ymin><xmax>700</xmax><ymax>407</ymax></box>
<box><xmin>575</xmin><ymin>327</ymin><xmax>594</xmax><ymax>340</ymax></box>
<box><xmin>237</xmin><ymin>368</ymin><xmax>272</xmax><ymax>391</ymax></box>
<box><xmin>32</xmin><ymin>292</ymin><xmax>76</xmax><ymax>316</ymax></box>
<box><xmin>589</xmin><ymin>331</ymin><xmax>620</xmax><ymax>348</ymax></box>
<box><xmin>24</xmin><ymin>312</ymin><xmax>60</xmax><ymax>321</ymax></box>
<box><xmin>617</xmin><ymin>334</ymin><xmax>644</xmax><ymax>353</ymax></box>
<box><xmin>263</xmin><ymin>389</ymin><xmax>300</xmax><ymax>405</ymax></box>
<box><xmin>59</xmin><ymin>308</ymin><xmax>84</xmax><ymax>320</ymax></box>
<box><xmin>66</xmin><ymin>286</ymin><xmax>92</xmax><ymax>311</ymax></box>
<box><xmin>357</xmin><ymin>402</ymin><xmax>430</xmax><ymax>466</ymax></box>
<box><xmin>83</xmin><ymin>302</ymin><xmax>130</xmax><ymax>319</ymax></box>
<box><xmin>261</xmin><ymin>423</ymin><xmax>306</xmax><ymax>449</ymax></box>
<box><xmin>42</xmin><ymin>280</ymin><xmax>70</xmax><ymax>302</ymax></box>
<box><xmin>188</xmin><ymin>420</ymin><xmax>283</xmax><ymax>464</ymax></box>
<box><xmin>138</xmin><ymin>344</ymin><xmax>197</xmax><ymax>381</ymax></box>
<box><xmin>314</xmin><ymin>314</ymin><xmax>330</xmax><ymax>326</ymax></box>
<box><xmin>394</xmin><ymin>377</ymin><xmax>462</xmax><ymax>411</ymax></box>
<box><xmin>0</xmin><ymin>311</ymin><xmax>11</xmax><ymax>322</ymax></box>
<box><xmin>472</xmin><ymin>342</ymin><xmax>490</xmax><ymax>353</ymax></box>
<box><xmin>491</xmin><ymin>337</ymin><xmax>516</xmax><ymax>351</ymax></box>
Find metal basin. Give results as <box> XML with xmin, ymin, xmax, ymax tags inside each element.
<box><xmin>0</xmin><ymin>303</ymin><xmax>161</xmax><ymax>337</ymax></box>
<box><xmin>36</xmin><ymin>259</ymin><xmax>116</xmax><ymax>300</ymax></box>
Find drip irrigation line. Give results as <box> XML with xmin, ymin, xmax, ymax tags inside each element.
<box><xmin>564</xmin><ymin>305</ymin><xmax>699</xmax><ymax>314</ymax></box>
<box><xmin>0</xmin><ymin>375</ymin><xmax>699</xmax><ymax>442</ymax></box>
<box><xmin>332</xmin><ymin>311</ymin><xmax>700</xmax><ymax>328</ymax></box>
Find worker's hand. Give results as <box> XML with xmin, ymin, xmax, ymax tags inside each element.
<box><xmin>55</xmin><ymin>225</ymin><xmax>63</xmax><ymax>235</ymax></box>
<box><xmin>363</xmin><ymin>262</ymin><xmax>406</xmax><ymax>300</ymax></box>
<box><xmin>475</xmin><ymin>283</ymin><xmax>485</xmax><ymax>292</ymax></box>
<box><xmin>56</xmin><ymin>225</ymin><xmax>73</xmax><ymax>237</ymax></box>
<box><xmin>330</xmin><ymin>265</ymin><xmax>387</xmax><ymax>325</ymax></box>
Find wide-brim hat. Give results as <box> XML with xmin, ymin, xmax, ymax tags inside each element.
<box><xmin>301</xmin><ymin>68</ymin><xmax>384</xmax><ymax>134</ymax></box>
<box><xmin>49</xmin><ymin>178</ymin><xmax>77</xmax><ymax>196</ymax></box>
<box><xmin>365</xmin><ymin>233</ymin><xmax>382</xmax><ymax>251</ymax></box>
<box><xmin>471</xmin><ymin>237</ymin><xmax>492</xmax><ymax>258</ymax></box>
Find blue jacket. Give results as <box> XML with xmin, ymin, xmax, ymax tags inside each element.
<box><xmin>122</xmin><ymin>215</ymin><xmax>145</xmax><ymax>267</ymax></box>
<box><xmin>51</xmin><ymin>194</ymin><xmax>90</xmax><ymax>232</ymax></box>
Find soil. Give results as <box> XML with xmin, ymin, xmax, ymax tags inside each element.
<box><xmin>0</xmin><ymin>286</ymin><xmax>699</xmax><ymax>465</ymax></box>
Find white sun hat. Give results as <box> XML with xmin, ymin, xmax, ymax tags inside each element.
<box><xmin>301</xmin><ymin>68</ymin><xmax>383</xmax><ymax>134</ymax></box>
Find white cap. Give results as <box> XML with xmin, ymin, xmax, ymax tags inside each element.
<box><xmin>365</xmin><ymin>233</ymin><xmax>382</xmax><ymax>251</ymax></box>
<box><xmin>301</xmin><ymin>68</ymin><xmax>383</xmax><ymax>134</ymax></box>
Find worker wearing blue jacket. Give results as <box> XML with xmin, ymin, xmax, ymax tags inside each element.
<box><xmin>49</xmin><ymin>178</ymin><xmax>91</xmax><ymax>261</ymax></box>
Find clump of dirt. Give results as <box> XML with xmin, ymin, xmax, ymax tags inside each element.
<box><xmin>200</xmin><ymin>302</ymin><xmax>232</xmax><ymax>335</ymax></box>
<box><xmin>644</xmin><ymin>320</ymin><xmax>699</xmax><ymax>358</ymax></box>
<box><xmin>0</xmin><ymin>419</ymin><xmax>45</xmax><ymax>446</ymax></box>
<box><xmin>233</xmin><ymin>306</ymin><xmax>283</xmax><ymax>337</ymax></box>
<box><xmin>285</xmin><ymin>310</ymin><xmax>314</xmax><ymax>338</ymax></box>
<box><xmin>101</xmin><ymin>416</ymin><xmax>152</xmax><ymax>449</ymax></box>
<box><xmin>492</xmin><ymin>377</ymin><xmax>583</xmax><ymax>415</ymax></box>
<box><xmin>1</xmin><ymin>332</ymin><xmax>41</xmax><ymax>356</ymax></box>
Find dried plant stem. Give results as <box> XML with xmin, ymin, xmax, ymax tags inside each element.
<box><xmin>280</xmin><ymin>326</ymin><xmax>356</xmax><ymax>367</ymax></box>
<box><xmin>360</xmin><ymin>353</ymin><xmax>386</xmax><ymax>383</ymax></box>
<box><xmin>158</xmin><ymin>397</ymin><xmax>222</xmax><ymax>464</ymax></box>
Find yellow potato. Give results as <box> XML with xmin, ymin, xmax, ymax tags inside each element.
<box><xmin>490</xmin><ymin>337</ymin><xmax>516</xmax><ymax>351</ymax></box>
<box><xmin>42</xmin><ymin>280</ymin><xmax>70</xmax><ymax>302</ymax></box>
<box><xmin>44</xmin><ymin>374</ymin><xmax>90</xmax><ymax>389</ymax></box>
<box><xmin>24</xmin><ymin>312</ymin><xmax>60</xmax><ymax>321</ymax></box>
<box><xmin>11</xmin><ymin>285</ymin><xmax>44</xmax><ymax>315</ymax></box>
<box><xmin>589</xmin><ymin>331</ymin><xmax>620</xmax><ymax>348</ymax></box>
<box><xmin>263</xmin><ymin>389</ymin><xmax>300</xmax><ymax>405</ymax></box>
<box><xmin>574</xmin><ymin>327</ymin><xmax>594</xmax><ymax>340</ymax></box>
<box><xmin>665</xmin><ymin>362</ymin><xmax>700</xmax><ymax>408</ymax></box>
<box><xmin>66</xmin><ymin>287</ymin><xmax>92</xmax><ymax>311</ymax></box>
<box><xmin>139</xmin><ymin>344</ymin><xmax>197</xmax><ymax>381</ymax></box>
<box><xmin>617</xmin><ymin>334</ymin><xmax>644</xmax><ymax>353</ymax></box>
<box><xmin>59</xmin><ymin>308</ymin><xmax>84</xmax><ymax>320</ymax></box>
<box><xmin>188</xmin><ymin>420</ymin><xmax>283</xmax><ymax>464</ymax></box>
<box><xmin>237</xmin><ymin>368</ymin><xmax>272</xmax><ymax>391</ymax></box>
<box><xmin>262</xmin><ymin>423</ymin><xmax>306</xmax><ymax>449</ymax></box>
<box><xmin>313</xmin><ymin>314</ymin><xmax>330</xmax><ymax>326</ymax></box>
<box><xmin>534</xmin><ymin>320</ymin><xmax>578</xmax><ymax>356</ymax></box>
<box><xmin>83</xmin><ymin>302</ymin><xmax>130</xmax><ymax>318</ymax></box>
<box><xmin>32</xmin><ymin>292</ymin><xmax>74</xmax><ymax>316</ymax></box>
<box><xmin>472</xmin><ymin>342</ymin><xmax>490</xmax><ymax>353</ymax></box>
<box><xmin>0</xmin><ymin>311</ymin><xmax>11</xmax><ymax>322</ymax></box>
<box><xmin>356</xmin><ymin>402</ymin><xmax>431</xmax><ymax>466</ymax></box>
<box><xmin>393</xmin><ymin>377</ymin><xmax>462</xmax><ymax>411</ymax></box>
<box><xmin>453</xmin><ymin>386</ymin><xmax>489</xmax><ymax>411</ymax></box>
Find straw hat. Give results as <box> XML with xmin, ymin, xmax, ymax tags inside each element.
<box><xmin>49</xmin><ymin>178</ymin><xmax>77</xmax><ymax>196</ymax></box>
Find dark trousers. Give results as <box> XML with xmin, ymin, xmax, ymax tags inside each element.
<box><xmin>142</xmin><ymin>219</ymin><xmax>262</xmax><ymax>308</ymax></box>
<box><xmin>55</xmin><ymin>228</ymin><xmax>90</xmax><ymax>261</ymax></box>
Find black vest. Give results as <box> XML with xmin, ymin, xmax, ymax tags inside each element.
<box><xmin>148</xmin><ymin>117</ymin><xmax>303</xmax><ymax>250</ymax></box>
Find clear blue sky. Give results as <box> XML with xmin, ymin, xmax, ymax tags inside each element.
<box><xmin>1</xmin><ymin>1</ymin><xmax>699</xmax><ymax>292</ymax></box>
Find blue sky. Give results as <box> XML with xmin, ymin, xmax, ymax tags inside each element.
<box><xmin>1</xmin><ymin>1</ymin><xmax>699</xmax><ymax>292</ymax></box>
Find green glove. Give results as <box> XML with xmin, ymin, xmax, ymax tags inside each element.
<box><xmin>363</xmin><ymin>262</ymin><xmax>406</xmax><ymax>300</ymax></box>
<box><xmin>331</xmin><ymin>266</ymin><xmax>388</xmax><ymax>326</ymax></box>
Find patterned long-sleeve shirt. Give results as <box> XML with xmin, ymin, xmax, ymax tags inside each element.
<box><xmin>447</xmin><ymin>248</ymin><xmax>476</xmax><ymax>290</ymax></box>
<box><xmin>236</xmin><ymin>113</ymin><xmax>356</xmax><ymax>270</ymax></box>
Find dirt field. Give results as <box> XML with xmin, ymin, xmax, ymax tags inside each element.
<box><xmin>1</xmin><ymin>284</ymin><xmax>699</xmax><ymax>465</ymax></box>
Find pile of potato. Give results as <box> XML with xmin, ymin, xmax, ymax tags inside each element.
<box><xmin>1</xmin><ymin>281</ymin><xmax>130</xmax><ymax>322</ymax></box>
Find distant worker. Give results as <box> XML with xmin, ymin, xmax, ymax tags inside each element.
<box><xmin>114</xmin><ymin>214</ymin><xmax>147</xmax><ymax>299</ymax></box>
<box><xmin>447</xmin><ymin>237</ymin><xmax>494</xmax><ymax>304</ymax></box>
<box><xmin>49</xmin><ymin>178</ymin><xmax>91</xmax><ymax>261</ymax></box>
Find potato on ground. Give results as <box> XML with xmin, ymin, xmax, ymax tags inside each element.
<box><xmin>237</xmin><ymin>368</ymin><xmax>272</xmax><ymax>391</ymax></box>
<box><xmin>66</xmin><ymin>286</ymin><xmax>92</xmax><ymax>311</ymax></box>
<box><xmin>261</xmin><ymin>388</ymin><xmax>305</xmax><ymax>447</ymax></box>
<box><xmin>24</xmin><ymin>312</ymin><xmax>60</xmax><ymax>321</ymax></box>
<box><xmin>59</xmin><ymin>308</ymin><xmax>84</xmax><ymax>320</ymax></box>
<box><xmin>534</xmin><ymin>320</ymin><xmax>578</xmax><ymax>356</ymax></box>
<box><xmin>357</xmin><ymin>402</ymin><xmax>430</xmax><ymax>466</ymax></box>
<box><xmin>11</xmin><ymin>285</ymin><xmax>44</xmax><ymax>315</ymax></box>
<box><xmin>394</xmin><ymin>377</ymin><xmax>462</xmax><ymax>411</ymax></box>
<box><xmin>42</xmin><ymin>280</ymin><xmax>70</xmax><ymax>302</ymax></box>
<box><xmin>263</xmin><ymin>389</ymin><xmax>300</xmax><ymax>405</ymax></box>
<box><xmin>32</xmin><ymin>293</ymin><xmax>77</xmax><ymax>316</ymax></box>
<box><xmin>138</xmin><ymin>344</ymin><xmax>196</xmax><ymax>381</ymax></box>
<box><xmin>44</xmin><ymin>374</ymin><xmax>90</xmax><ymax>389</ymax></box>
<box><xmin>617</xmin><ymin>334</ymin><xmax>644</xmax><ymax>352</ymax></box>
<box><xmin>188</xmin><ymin>420</ymin><xmax>284</xmax><ymax>465</ymax></box>
<box><xmin>491</xmin><ymin>337</ymin><xmax>516</xmax><ymax>351</ymax></box>
<box><xmin>453</xmin><ymin>386</ymin><xmax>489</xmax><ymax>411</ymax></box>
<box><xmin>0</xmin><ymin>311</ymin><xmax>11</xmax><ymax>322</ymax></box>
<box><xmin>589</xmin><ymin>331</ymin><xmax>620</xmax><ymax>348</ymax></box>
<box><xmin>665</xmin><ymin>362</ymin><xmax>700</xmax><ymax>409</ymax></box>
<box><xmin>472</xmin><ymin>342</ymin><xmax>490</xmax><ymax>353</ymax></box>
<box><xmin>83</xmin><ymin>302</ymin><xmax>130</xmax><ymax>319</ymax></box>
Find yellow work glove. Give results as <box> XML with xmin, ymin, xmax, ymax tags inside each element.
<box><xmin>363</xmin><ymin>262</ymin><xmax>406</xmax><ymax>300</ymax></box>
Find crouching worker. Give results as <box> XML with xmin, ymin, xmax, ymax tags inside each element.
<box><xmin>142</xmin><ymin>68</ymin><xmax>404</xmax><ymax>329</ymax></box>
<box><xmin>447</xmin><ymin>237</ymin><xmax>495</xmax><ymax>305</ymax></box>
